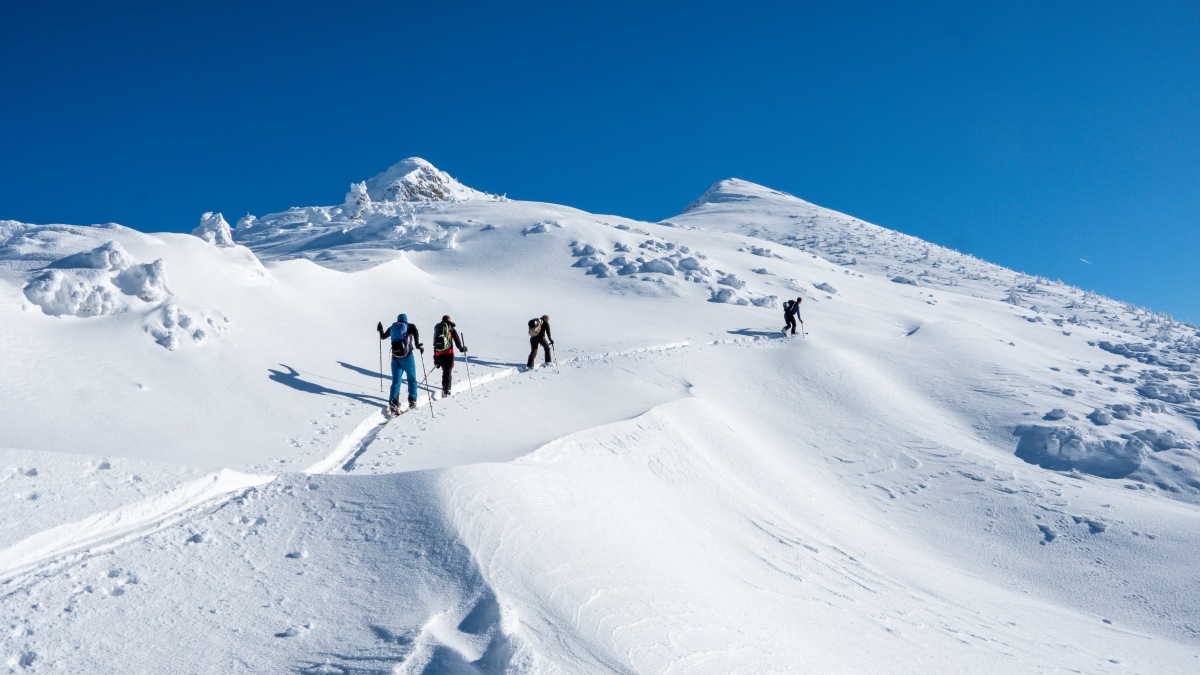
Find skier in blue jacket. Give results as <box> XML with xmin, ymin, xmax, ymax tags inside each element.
<box><xmin>377</xmin><ymin>314</ymin><xmax>424</xmax><ymax>415</ymax></box>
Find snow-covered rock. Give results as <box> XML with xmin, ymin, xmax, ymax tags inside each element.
<box><xmin>192</xmin><ymin>212</ymin><xmax>234</xmax><ymax>247</ymax></box>
<box><xmin>114</xmin><ymin>259</ymin><xmax>170</xmax><ymax>303</ymax></box>
<box><xmin>23</xmin><ymin>269</ymin><xmax>124</xmax><ymax>317</ymax></box>
<box><xmin>343</xmin><ymin>181</ymin><xmax>370</xmax><ymax>220</ymax></box>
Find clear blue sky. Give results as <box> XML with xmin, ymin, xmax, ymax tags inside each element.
<box><xmin>3</xmin><ymin>1</ymin><xmax>1197</xmax><ymax>322</ymax></box>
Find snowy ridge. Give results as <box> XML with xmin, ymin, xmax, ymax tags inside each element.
<box><xmin>3</xmin><ymin>159</ymin><xmax>1200</xmax><ymax>672</ymax></box>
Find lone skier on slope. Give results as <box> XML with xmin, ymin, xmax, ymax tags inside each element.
<box><xmin>783</xmin><ymin>296</ymin><xmax>803</xmax><ymax>336</ymax></box>
<box><xmin>432</xmin><ymin>315</ymin><xmax>467</xmax><ymax>398</ymax></box>
<box><xmin>377</xmin><ymin>314</ymin><xmax>424</xmax><ymax>415</ymax></box>
<box><xmin>527</xmin><ymin>314</ymin><xmax>554</xmax><ymax>370</ymax></box>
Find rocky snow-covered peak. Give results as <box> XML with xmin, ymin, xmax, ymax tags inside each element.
<box><xmin>363</xmin><ymin>157</ymin><xmax>494</xmax><ymax>203</ymax></box>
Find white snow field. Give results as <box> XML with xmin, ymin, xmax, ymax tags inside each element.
<box><xmin>2</xmin><ymin>158</ymin><xmax>1199</xmax><ymax>673</ymax></box>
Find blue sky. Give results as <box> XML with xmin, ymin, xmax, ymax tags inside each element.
<box><xmin>2</xmin><ymin>1</ymin><xmax>1197</xmax><ymax>322</ymax></box>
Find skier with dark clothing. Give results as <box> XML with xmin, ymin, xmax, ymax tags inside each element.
<box><xmin>431</xmin><ymin>315</ymin><xmax>467</xmax><ymax>398</ymax></box>
<box><xmin>376</xmin><ymin>313</ymin><xmax>424</xmax><ymax>415</ymax></box>
<box><xmin>783</xmin><ymin>297</ymin><xmax>803</xmax><ymax>335</ymax></box>
<box><xmin>527</xmin><ymin>314</ymin><xmax>553</xmax><ymax>370</ymax></box>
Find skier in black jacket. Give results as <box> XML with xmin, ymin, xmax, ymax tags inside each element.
<box><xmin>783</xmin><ymin>297</ymin><xmax>803</xmax><ymax>336</ymax></box>
<box><xmin>431</xmin><ymin>315</ymin><xmax>467</xmax><ymax>398</ymax></box>
<box><xmin>527</xmin><ymin>314</ymin><xmax>553</xmax><ymax>370</ymax></box>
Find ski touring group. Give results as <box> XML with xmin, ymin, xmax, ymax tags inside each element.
<box><xmin>375</xmin><ymin>302</ymin><xmax>802</xmax><ymax>418</ymax></box>
<box><xmin>375</xmin><ymin>313</ymin><xmax>557</xmax><ymax>417</ymax></box>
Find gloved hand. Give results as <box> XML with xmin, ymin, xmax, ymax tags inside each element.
<box><xmin>462</xmin><ymin>347</ymin><xmax>468</xmax><ymax>354</ymax></box>
<box><xmin>376</xmin><ymin>321</ymin><xmax>383</xmax><ymax>331</ymax></box>
<box><xmin>550</xmin><ymin>340</ymin><xmax>555</xmax><ymax>345</ymax></box>
<box><xmin>419</xmin><ymin>345</ymin><xmax>425</xmax><ymax>354</ymax></box>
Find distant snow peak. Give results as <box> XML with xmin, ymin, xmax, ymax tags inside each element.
<box><xmin>193</xmin><ymin>212</ymin><xmax>234</xmax><ymax>247</ymax></box>
<box><xmin>682</xmin><ymin>178</ymin><xmax>800</xmax><ymax>213</ymax></box>
<box><xmin>363</xmin><ymin>158</ymin><xmax>494</xmax><ymax>203</ymax></box>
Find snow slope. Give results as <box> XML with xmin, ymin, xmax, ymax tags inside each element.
<box><xmin>2</xmin><ymin>160</ymin><xmax>1199</xmax><ymax>673</ymax></box>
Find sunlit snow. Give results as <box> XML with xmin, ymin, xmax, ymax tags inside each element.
<box><xmin>1</xmin><ymin>160</ymin><xmax>1198</xmax><ymax>673</ymax></box>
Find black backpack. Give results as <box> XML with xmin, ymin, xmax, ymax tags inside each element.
<box><xmin>784</xmin><ymin>300</ymin><xmax>795</xmax><ymax>312</ymax></box>
<box><xmin>433</xmin><ymin>322</ymin><xmax>451</xmax><ymax>352</ymax></box>
<box><xmin>528</xmin><ymin>318</ymin><xmax>541</xmax><ymax>336</ymax></box>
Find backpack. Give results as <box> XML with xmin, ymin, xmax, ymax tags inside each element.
<box><xmin>390</xmin><ymin>322</ymin><xmax>412</xmax><ymax>357</ymax></box>
<box><xmin>784</xmin><ymin>300</ymin><xmax>795</xmax><ymax>313</ymax></box>
<box><xmin>433</xmin><ymin>322</ymin><xmax>451</xmax><ymax>352</ymax></box>
<box><xmin>528</xmin><ymin>318</ymin><xmax>541</xmax><ymax>337</ymax></box>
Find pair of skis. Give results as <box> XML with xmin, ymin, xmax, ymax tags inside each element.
<box><xmin>525</xmin><ymin>343</ymin><xmax>561</xmax><ymax>374</ymax></box>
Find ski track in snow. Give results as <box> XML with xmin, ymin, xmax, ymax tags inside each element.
<box><xmin>0</xmin><ymin>470</ymin><xmax>273</xmax><ymax>594</ymax></box>
<box><xmin>305</xmin><ymin>341</ymin><xmax>692</xmax><ymax>476</ymax></box>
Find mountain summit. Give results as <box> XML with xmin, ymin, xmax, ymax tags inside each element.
<box><xmin>362</xmin><ymin>157</ymin><xmax>492</xmax><ymax>203</ymax></box>
<box><xmin>682</xmin><ymin>178</ymin><xmax>805</xmax><ymax>213</ymax></box>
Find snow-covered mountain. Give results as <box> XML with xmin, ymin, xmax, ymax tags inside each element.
<box><xmin>2</xmin><ymin>160</ymin><xmax>1198</xmax><ymax>673</ymax></box>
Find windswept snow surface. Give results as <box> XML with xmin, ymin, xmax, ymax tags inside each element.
<box><xmin>2</xmin><ymin>160</ymin><xmax>1200</xmax><ymax>673</ymax></box>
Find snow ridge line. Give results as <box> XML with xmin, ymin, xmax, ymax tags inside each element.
<box><xmin>0</xmin><ymin>469</ymin><xmax>275</xmax><ymax>590</ymax></box>
<box><xmin>307</xmin><ymin>341</ymin><xmax>693</xmax><ymax>476</ymax></box>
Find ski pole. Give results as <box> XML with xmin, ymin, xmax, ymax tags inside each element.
<box><xmin>461</xmin><ymin>332</ymin><xmax>474</xmax><ymax>394</ymax></box>
<box><xmin>551</xmin><ymin>343</ymin><xmax>561</xmax><ymax>374</ymax></box>
<box><xmin>378</xmin><ymin>332</ymin><xmax>384</xmax><ymax>392</ymax></box>
<box><xmin>419</xmin><ymin>350</ymin><xmax>435</xmax><ymax>419</ymax></box>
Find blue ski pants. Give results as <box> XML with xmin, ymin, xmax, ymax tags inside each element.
<box><xmin>390</xmin><ymin>354</ymin><xmax>418</xmax><ymax>403</ymax></box>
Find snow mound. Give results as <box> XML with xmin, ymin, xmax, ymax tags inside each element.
<box><xmin>192</xmin><ymin>212</ymin><xmax>234</xmax><ymax>247</ymax></box>
<box><xmin>22</xmin><ymin>269</ymin><xmax>125</xmax><ymax>317</ymax></box>
<box><xmin>145</xmin><ymin>303</ymin><xmax>229</xmax><ymax>350</ymax></box>
<box><xmin>46</xmin><ymin>241</ymin><xmax>133</xmax><ymax>271</ymax></box>
<box><xmin>23</xmin><ymin>258</ymin><xmax>172</xmax><ymax>316</ymax></box>
<box><xmin>1014</xmin><ymin>425</ymin><xmax>1144</xmax><ymax>478</ymax></box>
<box><xmin>114</xmin><ymin>259</ymin><xmax>170</xmax><ymax>303</ymax></box>
<box><xmin>363</xmin><ymin>158</ymin><xmax>494</xmax><ymax>203</ymax></box>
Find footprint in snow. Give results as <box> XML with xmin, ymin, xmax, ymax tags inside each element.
<box><xmin>275</xmin><ymin>623</ymin><xmax>311</xmax><ymax>638</ymax></box>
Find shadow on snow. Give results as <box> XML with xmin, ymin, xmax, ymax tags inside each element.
<box><xmin>268</xmin><ymin>365</ymin><xmax>388</xmax><ymax>407</ymax></box>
